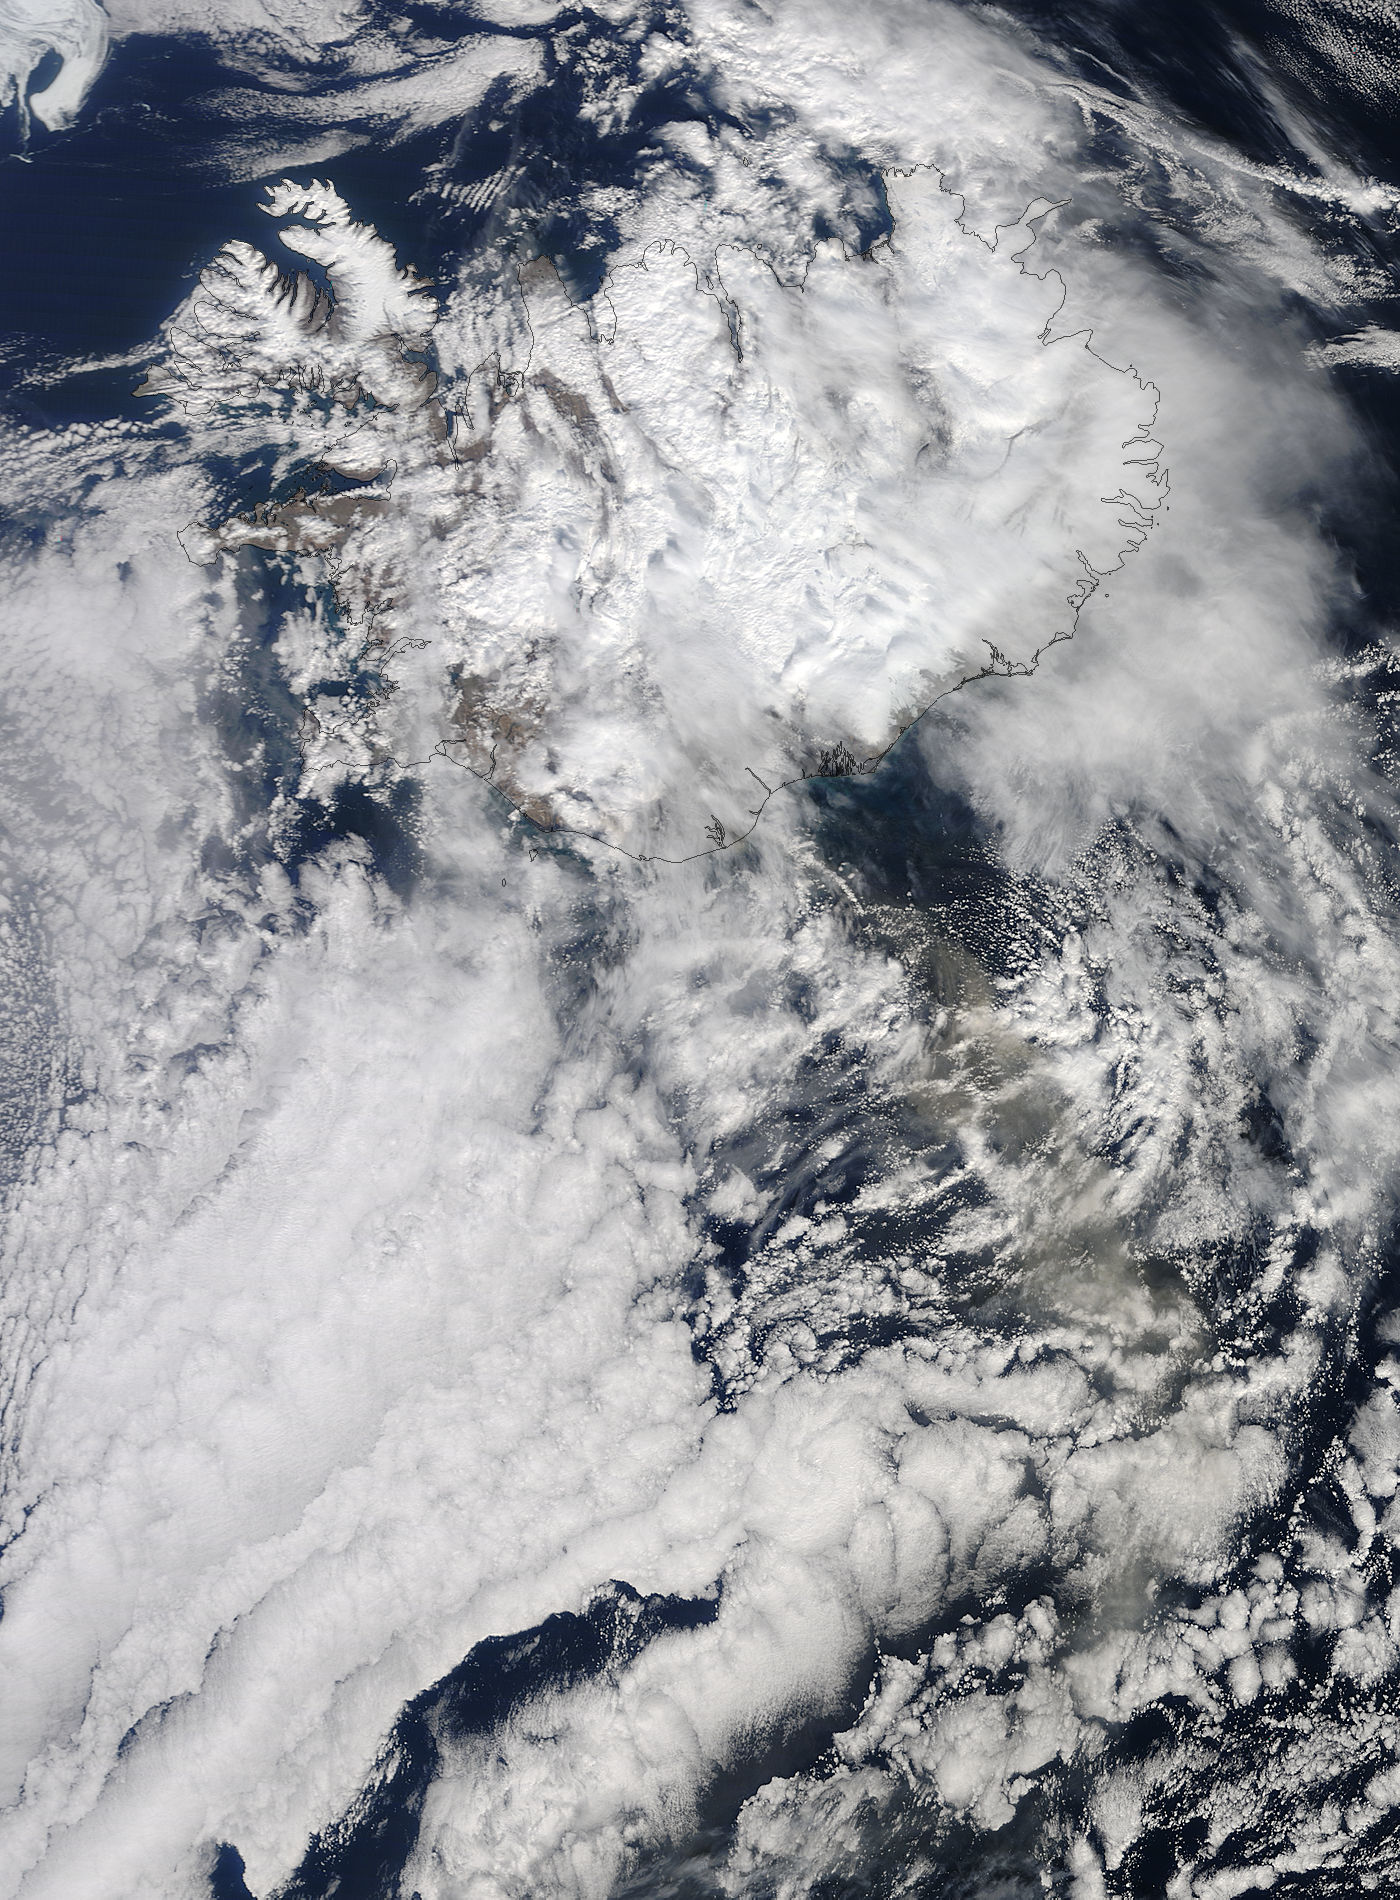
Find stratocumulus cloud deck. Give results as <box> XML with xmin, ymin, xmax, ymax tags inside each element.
<box><xmin>4</xmin><ymin>5</ymin><xmax>1400</xmax><ymax>1899</ymax></box>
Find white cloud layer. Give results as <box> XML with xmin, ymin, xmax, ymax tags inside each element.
<box><xmin>0</xmin><ymin>0</ymin><xmax>107</xmax><ymax>130</ymax></box>
<box><xmin>148</xmin><ymin>168</ymin><xmax>1166</xmax><ymax>861</ymax></box>
<box><xmin>4</xmin><ymin>2</ymin><xmax>1400</xmax><ymax>1897</ymax></box>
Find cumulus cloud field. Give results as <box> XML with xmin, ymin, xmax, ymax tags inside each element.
<box><xmin>5</xmin><ymin>1</ymin><xmax>1400</xmax><ymax>1896</ymax></box>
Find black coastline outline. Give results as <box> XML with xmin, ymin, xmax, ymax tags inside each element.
<box><xmin>172</xmin><ymin>164</ymin><xmax>1170</xmax><ymax>869</ymax></box>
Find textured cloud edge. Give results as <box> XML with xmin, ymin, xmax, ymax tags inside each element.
<box><xmin>0</xmin><ymin>0</ymin><xmax>107</xmax><ymax>130</ymax></box>
<box><xmin>4</xmin><ymin>0</ymin><xmax>548</xmax><ymax>174</ymax></box>
<box><xmin>5</xmin><ymin>2</ymin><xmax>1400</xmax><ymax>1898</ymax></box>
<box><xmin>1309</xmin><ymin>324</ymin><xmax>1400</xmax><ymax>370</ymax></box>
<box><xmin>142</xmin><ymin>170</ymin><xmax>1168</xmax><ymax>861</ymax></box>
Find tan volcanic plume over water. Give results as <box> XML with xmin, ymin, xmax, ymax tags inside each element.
<box><xmin>2</xmin><ymin>3</ymin><xmax>1400</xmax><ymax>1897</ymax></box>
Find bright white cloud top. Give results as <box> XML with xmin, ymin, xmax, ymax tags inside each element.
<box><xmin>149</xmin><ymin>171</ymin><xmax>1166</xmax><ymax>859</ymax></box>
<box><xmin>3</xmin><ymin>2</ymin><xmax>1400</xmax><ymax>1898</ymax></box>
<box><xmin>0</xmin><ymin>0</ymin><xmax>107</xmax><ymax>131</ymax></box>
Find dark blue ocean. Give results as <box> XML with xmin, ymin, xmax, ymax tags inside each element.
<box><xmin>8</xmin><ymin>5</ymin><xmax>1400</xmax><ymax>1897</ymax></box>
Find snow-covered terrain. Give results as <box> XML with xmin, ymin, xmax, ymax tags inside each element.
<box><xmin>5</xmin><ymin>3</ymin><xmax>1400</xmax><ymax>1898</ymax></box>
<box><xmin>149</xmin><ymin>169</ymin><xmax>1165</xmax><ymax>858</ymax></box>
